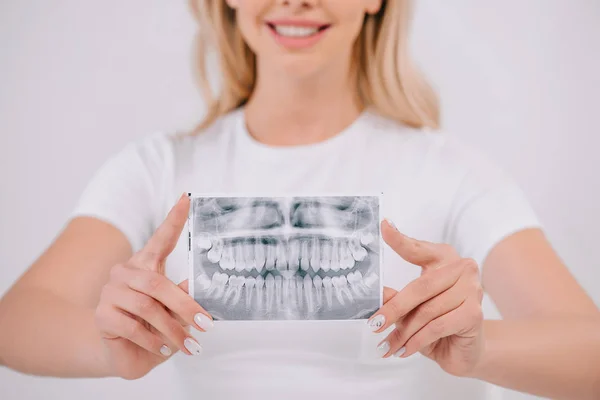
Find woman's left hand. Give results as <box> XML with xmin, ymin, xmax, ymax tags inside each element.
<box><xmin>368</xmin><ymin>219</ymin><xmax>485</xmax><ymax>377</ymax></box>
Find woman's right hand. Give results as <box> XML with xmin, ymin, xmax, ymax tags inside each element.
<box><xmin>94</xmin><ymin>193</ymin><xmax>213</xmax><ymax>380</ymax></box>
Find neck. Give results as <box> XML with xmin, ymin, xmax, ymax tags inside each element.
<box><xmin>244</xmin><ymin>56</ymin><xmax>363</xmax><ymax>146</ymax></box>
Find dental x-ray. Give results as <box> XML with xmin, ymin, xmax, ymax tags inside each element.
<box><xmin>188</xmin><ymin>195</ymin><xmax>382</xmax><ymax>321</ymax></box>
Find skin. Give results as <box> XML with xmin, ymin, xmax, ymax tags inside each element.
<box><xmin>0</xmin><ymin>0</ymin><xmax>599</xmax><ymax>398</ymax></box>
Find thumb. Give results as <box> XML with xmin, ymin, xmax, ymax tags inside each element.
<box><xmin>381</xmin><ymin>219</ymin><xmax>447</xmax><ymax>268</ymax></box>
<box><xmin>134</xmin><ymin>193</ymin><xmax>190</xmax><ymax>271</ymax></box>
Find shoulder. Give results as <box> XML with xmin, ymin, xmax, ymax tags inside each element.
<box><xmin>363</xmin><ymin>110</ymin><xmax>505</xmax><ymax>182</ymax></box>
<box><xmin>118</xmin><ymin>109</ymin><xmax>240</xmax><ymax>168</ymax></box>
<box><xmin>169</xmin><ymin>109</ymin><xmax>240</xmax><ymax>156</ymax></box>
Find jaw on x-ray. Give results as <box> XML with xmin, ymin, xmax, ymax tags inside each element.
<box><xmin>188</xmin><ymin>195</ymin><xmax>382</xmax><ymax>321</ymax></box>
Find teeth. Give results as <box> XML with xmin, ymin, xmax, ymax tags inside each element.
<box><xmin>244</xmin><ymin>242</ymin><xmax>256</xmax><ymax>272</ymax></box>
<box><xmin>347</xmin><ymin>271</ymin><xmax>366</xmax><ymax>296</ymax></box>
<box><xmin>295</xmin><ymin>275</ymin><xmax>303</xmax><ymax>308</ymax></box>
<box><xmin>363</xmin><ymin>272</ymin><xmax>378</xmax><ymax>289</ymax></box>
<box><xmin>287</xmin><ymin>240</ymin><xmax>300</xmax><ymax>272</ymax></box>
<box><xmin>195</xmin><ymin>274</ymin><xmax>211</xmax><ymax>291</ymax></box>
<box><xmin>341</xmin><ymin>242</ymin><xmax>355</xmax><ymax>270</ymax></box>
<box><xmin>265</xmin><ymin>245</ymin><xmax>276</xmax><ymax>271</ymax></box>
<box><xmin>321</xmin><ymin>241</ymin><xmax>332</xmax><ymax>272</ymax></box>
<box><xmin>197</xmin><ymin>233</ymin><xmax>212</xmax><ymax>251</ymax></box>
<box><xmin>288</xmin><ymin>276</ymin><xmax>296</xmax><ymax>306</ymax></box>
<box><xmin>223</xmin><ymin>275</ymin><xmax>243</xmax><ymax>304</ymax></box>
<box><xmin>310</xmin><ymin>237</ymin><xmax>321</xmax><ymax>272</ymax></box>
<box><xmin>332</xmin><ymin>275</ymin><xmax>353</xmax><ymax>305</ymax></box>
<box><xmin>274</xmin><ymin>275</ymin><xmax>283</xmax><ymax>306</ymax></box>
<box><xmin>220</xmin><ymin>245</ymin><xmax>235</xmax><ymax>270</ymax></box>
<box><xmin>331</xmin><ymin>276</ymin><xmax>345</xmax><ymax>305</ymax></box>
<box><xmin>322</xmin><ymin>276</ymin><xmax>333</xmax><ymax>308</ymax></box>
<box><xmin>313</xmin><ymin>275</ymin><xmax>323</xmax><ymax>308</ymax></box>
<box><xmin>354</xmin><ymin>271</ymin><xmax>372</xmax><ymax>295</ymax></box>
<box><xmin>231</xmin><ymin>276</ymin><xmax>245</xmax><ymax>305</ymax></box>
<box><xmin>255</xmin><ymin>275</ymin><xmax>265</xmax><ymax>289</ymax></box>
<box><xmin>207</xmin><ymin>239</ymin><xmax>223</xmax><ymax>263</ymax></box>
<box><xmin>330</xmin><ymin>240</ymin><xmax>340</xmax><ymax>272</ymax></box>
<box><xmin>274</xmin><ymin>25</ymin><xmax>320</xmax><ymax>38</ymax></box>
<box><xmin>303</xmin><ymin>275</ymin><xmax>314</xmax><ymax>313</ymax></box>
<box><xmin>348</xmin><ymin>238</ymin><xmax>368</xmax><ymax>262</ymax></box>
<box><xmin>360</xmin><ymin>232</ymin><xmax>375</xmax><ymax>246</ymax></box>
<box><xmin>275</xmin><ymin>243</ymin><xmax>288</xmax><ymax>272</ymax></box>
<box><xmin>203</xmin><ymin>235</ymin><xmax>374</xmax><ymax>314</ymax></box>
<box><xmin>265</xmin><ymin>274</ymin><xmax>275</xmax><ymax>311</ymax></box>
<box><xmin>282</xmin><ymin>275</ymin><xmax>291</xmax><ymax>305</ymax></box>
<box><xmin>339</xmin><ymin>275</ymin><xmax>353</xmax><ymax>302</ymax></box>
<box><xmin>299</xmin><ymin>240</ymin><xmax>310</xmax><ymax>271</ymax></box>
<box><xmin>254</xmin><ymin>241</ymin><xmax>266</xmax><ymax>273</ymax></box>
<box><xmin>255</xmin><ymin>275</ymin><xmax>265</xmax><ymax>309</ymax></box>
<box><xmin>234</xmin><ymin>243</ymin><xmax>245</xmax><ymax>272</ymax></box>
<box><xmin>208</xmin><ymin>272</ymin><xmax>227</xmax><ymax>298</ymax></box>
<box><xmin>237</xmin><ymin>277</ymin><xmax>247</xmax><ymax>304</ymax></box>
<box><xmin>245</xmin><ymin>277</ymin><xmax>256</xmax><ymax>305</ymax></box>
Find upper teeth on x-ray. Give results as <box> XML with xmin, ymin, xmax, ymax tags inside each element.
<box><xmin>188</xmin><ymin>195</ymin><xmax>381</xmax><ymax>321</ymax></box>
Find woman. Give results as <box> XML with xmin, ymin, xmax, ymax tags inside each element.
<box><xmin>1</xmin><ymin>0</ymin><xmax>599</xmax><ymax>399</ymax></box>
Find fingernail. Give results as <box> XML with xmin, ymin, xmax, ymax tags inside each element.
<box><xmin>394</xmin><ymin>347</ymin><xmax>406</xmax><ymax>357</ymax></box>
<box><xmin>180</xmin><ymin>192</ymin><xmax>189</xmax><ymax>201</ymax></box>
<box><xmin>160</xmin><ymin>345</ymin><xmax>172</xmax><ymax>357</ymax></box>
<box><xmin>194</xmin><ymin>313</ymin><xmax>214</xmax><ymax>331</ymax></box>
<box><xmin>367</xmin><ymin>314</ymin><xmax>386</xmax><ymax>331</ymax></box>
<box><xmin>384</xmin><ymin>218</ymin><xmax>398</xmax><ymax>231</ymax></box>
<box><xmin>184</xmin><ymin>338</ymin><xmax>202</xmax><ymax>355</ymax></box>
<box><xmin>377</xmin><ymin>341</ymin><xmax>390</xmax><ymax>356</ymax></box>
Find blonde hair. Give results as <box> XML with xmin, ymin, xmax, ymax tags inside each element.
<box><xmin>188</xmin><ymin>0</ymin><xmax>439</xmax><ymax>133</ymax></box>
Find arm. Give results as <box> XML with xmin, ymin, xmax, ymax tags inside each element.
<box><xmin>471</xmin><ymin>228</ymin><xmax>600</xmax><ymax>399</ymax></box>
<box><xmin>0</xmin><ymin>217</ymin><xmax>132</xmax><ymax>377</ymax></box>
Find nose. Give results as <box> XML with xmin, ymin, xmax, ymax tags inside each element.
<box><xmin>276</xmin><ymin>0</ymin><xmax>319</xmax><ymax>8</ymax></box>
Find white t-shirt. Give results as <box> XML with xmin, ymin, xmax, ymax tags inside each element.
<box><xmin>72</xmin><ymin>108</ymin><xmax>541</xmax><ymax>399</ymax></box>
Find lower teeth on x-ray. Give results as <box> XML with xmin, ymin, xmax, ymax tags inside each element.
<box><xmin>188</xmin><ymin>195</ymin><xmax>381</xmax><ymax>321</ymax></box>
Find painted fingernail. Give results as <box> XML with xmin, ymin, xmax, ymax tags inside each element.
<box><xmin>367</xmin><ymin>314</ymin><xmax>386</xmax><ymax>331</ymax></box>
<box><xmin>377</xmin><ymin>341</ymin><xmax>390</xmax><ymax>356</ymax></box>
<box><xmin>394</xmin><ymin>347</ymin><xmax>406</xmax><ymax>357</ymax></box>
<box><xmin>194</xmin><ymin>313</ymin><xmax>214</xmax><ymax>331</ymax></box>
<box><xmin>184</xmin><ymin>338</ymin><xmax>202</xmax><ymax>355</ymax></box>
<box><xmin>160</xmin><ymin>345</ymin><xmax>172</xmax><ymax>357</ymax></box>
<box><xmin>384</xmin><ymin>218</ymin><xmax>398</xmax><ymax>231</ymax></box>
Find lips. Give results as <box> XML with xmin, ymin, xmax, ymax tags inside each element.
<box><xmin>264</xmin><ymin>21</ymin><xmax>332</xmax><ymax>50</ymax></box>
<box><xmin>266</xmin><ymin>22</ymin><xmax>331</xmax><ymax>38</ymax></box>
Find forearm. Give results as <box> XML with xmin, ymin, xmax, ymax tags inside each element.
<box><xmin>469</xmin><ymin>318</ymin><xmax>600</xmax><ymax>400</ymax></box>
<box><xmin>0</xmin><ymin>286</ymin><xmax>111</xmax><ymax>378</ymax></box>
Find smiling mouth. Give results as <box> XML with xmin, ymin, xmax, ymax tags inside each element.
<box><xmin>266</xmin><ymin>23</ymin><xmax>331</xmax><ymax>38</ymax></box>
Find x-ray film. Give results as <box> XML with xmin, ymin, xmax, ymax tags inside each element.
<box><xmin>188</xmin><ymin>195</ymin><xmax>382</xmax><ymax>321</ymax></box>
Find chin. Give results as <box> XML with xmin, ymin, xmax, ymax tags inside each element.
<box><xmin>270</xmin><ymin>54</ymin><xmax>330</xmax><ymax>81</ymax></box>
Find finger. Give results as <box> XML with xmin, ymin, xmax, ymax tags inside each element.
<box><xmin>95</xmin><ymin>305</ymin><xmax>172</xmax><ymax>358</ymax></box>
<box><xmin>171</xmin><ymin>280</ymin><xmax>191</xmax><ymax>327</ymax></box>
<box><xmin>367</xmin><ymin>261</ymin><xmax>464</xmax><ymax>332</ymax></box>
<box><xmin>136</xmin><ymin>193</ymin><xmax>190</xmax><ymax>269</ymax></box>
<box><xmin>381</xmin><ymin>219</ymin><xmax>456</xmax><ymax>268</ymax></box>
<box><xmin>383</xmin><ymin>286</ymin><xmax>397</xmax><ymax>303</ymax></box>
<box><xmin>398</xmin><ymin>299</ymin><xmax>483</xmax><ymax>359</ymax></box>
<box><xmin>104</xmin><ymin>284</ymin><xmax>198</xmax><ymax>355</ymax></box>
<box><xmin>178</xmin><ymin>279</ymin><xmax>189</xmax><ymax>294</ymax></box>
<box><xmin>378</xmin><ymin>285</ymin><xmax>466</xmax><ymax>358</ymax></box>
<box><xmin>112</xmin><ymin>265</ymin><xmax>214</xmax><ymax>332</ymax></box>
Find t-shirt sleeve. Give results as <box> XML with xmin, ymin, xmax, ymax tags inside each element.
<box><xmin>442</xmin><ymin>140</ymin><xmax>542</xmax><ymax>268</ymax></box>
<box><xmin>71</xmin><ymin>133</ymin><xmax>172</xmax><ymax>252</ymax></box>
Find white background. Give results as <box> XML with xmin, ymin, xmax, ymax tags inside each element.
<box><xmin>1</xmin><ymin>1</ymin><xmax>598</xmax><ymax>399</ymax></box>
